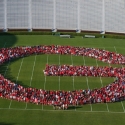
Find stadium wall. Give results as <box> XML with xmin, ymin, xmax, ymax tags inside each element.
<box><xmin>0</xmin><ymin>0</ymin><xmax>125</xmax><ymax>34</ymax></box>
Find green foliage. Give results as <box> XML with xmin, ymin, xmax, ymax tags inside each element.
<box><xmin>104</xmin><ymin>34</ymin><xmax>125</xmax><ymax>39</ymax></box>
<box><xmin>0</xmin><ymin>31</ymin><xmax>125</xmax><ymax>39</ymax></box>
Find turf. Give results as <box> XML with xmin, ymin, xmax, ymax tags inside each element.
<box><xmin>0</xmin><ymin>35</ymin><xmax>125</xmax><ymax>125</ymax></box>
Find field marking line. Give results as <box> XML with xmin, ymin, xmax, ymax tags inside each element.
<box><xmin>103</xmin><ymin>47</ymin><xmax>110</xmax><ymax>112</ymax></box>
<box><xmin>9</xmin><ymin>56</ymin><xmax>24</xmax><ymax>109</ymax></box>
<box><xmin>95</xmin><ymin>59</ymin><xmax>103</xmax><ymax>87</ymax></box>
<box><xmin>9</xmin><ymin>100</ymin><xmax>12</xmax><ymax>109</ymax></box>
<box><xmin>82</xmin><ymin>56</ymin><xmax>92</xmax><ymax>111</ymax></box>
<box><xmin>70</xmin><ymin>55</ymin><xmax>75</xmax><ymax>90</ymax></box>
<box><xmin>16</xmin><ymin>57</ymin><xmax>24</xmax><ymax>83</ymax></box>
<box><xmin>70</xmin><ymin>55</ymin><xmax>76</xmax><ymax>111</ymax></box>
<box><xmin>25</xmin><ymin>102</ymin><xmax>27</xmax><ymax>110</ymax></box>
<box><xmin>113</xmin><ymin>46</ymin><xmax>125</xmax><ymax>112</ymax></box>
<box><xmin>4</xmin><ymin>61</ymin><xmax>10</xmax><ymax>76</ymax></box>
<box><xmin>58</xmin><ymin>54</ymin><xmax>60</xmax><ymax>90</ymax></box>
<box><xmin>1</xmin><ymin>107</ymin><xmax>125</xmax><ymax>114</ymax></box>
<box><xmin>43</xmin><ymin>54</ymin><xmax>50</xmax><ymax>110</ymax></box>
<box><xmin>29</xmin><ymin>55</ymin><xmax>37</xmax><ymax>86</ymax></box>
<box><xmin>95</xmin><ymin>57</ymin><xmax>109</xmax><ymax>112</ymax></box>
<box><xmin>7</xmin><ymin>45</ymin><xmax>15</xmax><ymax>109</ymax></box>
<box><xmin>44</xmin><ymin>55</ymin><xmax>48</xmax><ymax>90</ymax></box>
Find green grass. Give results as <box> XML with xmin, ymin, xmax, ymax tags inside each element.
<box><xmin>0</xmin><ymin>35</ymin><xmax>125</xmax><ymax>125</ymax></box>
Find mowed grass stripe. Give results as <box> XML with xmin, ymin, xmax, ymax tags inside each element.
<box><xmin>60</xmin><ymin>55</ymin><xmax>72</xmax><ymax>65</ymax></box>
<box><xmin>17</xmin><ymin>56</ymin><xmax>35</xmax><ymax>87</ymax></box>
<box><xmin>31</xmin><ymin>54</ymin><xmax>47</xmax><ymax>89</ymax></box>
<box><xmin>10</xmin><ymin>100</ymin><xmax>26</xmax><ymax>109</ymax></box>
<box><xmin>92</xmin><ymin>103</ymin><xmax>108</xmax><ymax>111</ymax></box>
<box><xmin>4</xmin><ymin>58</ymin><xmax>22</xmax><ymax>82</ymax></box>
<box><xmin>0</xmin><ymin>98</ymin><xmax>11</xmax><ymax>108</ymax></box>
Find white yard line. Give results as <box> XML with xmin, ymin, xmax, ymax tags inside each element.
<box><xmin>95</xmin><ymin>59</ymin><xmax>103</xmax><ymax>87</ymax></box>
<box><xmin>43</xmin><ymin>54</ymin><xmax>49</xmax><ymax>110</ymax></box>
<box><xmin>113</xmin><ymin>46</ymin><xmax>125</xmax><ymax>112</ymax></box>
<box><xmin>2</xmin><ymin>107</ymin><xmax>125</xmax><ymax>114</ymax></box>
<box><xmin>82</xmin><ymin>56</ymin><xmax>92</xmax><ymax>111</ymax></box>
<box><xmin>4</xmin><ymin>61</ymin><xmax>10</xmax><ymax>76</ymax></box>
<box><xmin>70</xmin><ymin>55</ymin><xmax>76</xmax><ymax>111</ymax></box>
<box><xmin>8</xmin><ymin>100</ymin><xmax>12</xmax><ymax>109</ymax></box>
<box><xmin>114</xmin><ymin>46</ymin><xmax>117</xmax><ymax>53</ymax></box>
<box><xmin>58</xmin><ymin>54</ymin><xmax>61</xmax><ymax>90</ymax></box>
<box><xmin>95</xmin><ymin>56</ymin><xmax>109</xmax><ymax>112</ymax></box>
<box><xmin>44</xmin><ymin>55</ymin><xmax>48</xmax><ymax>90</ymax></box>
<box><xmin>70</xmin><ymin>55</ymin><xmax>75</xmax><ymax>90</ymax></box>
<box><xmin>106</xmin><ymin>103</ymin><xmax>109</xmax><ymax>112</ymax></box>
<box><xmin>9</xmin><ymin>56</ymin><xmax>24</xmax><ymax>109</ymax></box>
<box><xmin>16</xmin><ymin>57</ymin><xmax>24</xmax><ymax>83</ymax></box>
<box><xmin>25</xmin><ymin>102</ymin><xmax>28</xmax><ymax>109</ymax></box>
<box><xmin>25</xmin><ymin>55</ymin><xmax>37</xmax><ymax>109</ymax></box>
<box><xmin>29</xmin><ymin>55</ymin><xmax>37</xmax><ymax>86</ymax></box>
<box><xmin>102</xmin><ymin>47</ymin><xmax>110</xmax><ymax>112</ymax></box>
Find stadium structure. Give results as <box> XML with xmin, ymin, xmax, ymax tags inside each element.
<box><xmin>0</xmin><ymin>0</ymin><xmax>125</xmax><ymax>34</ymax></box>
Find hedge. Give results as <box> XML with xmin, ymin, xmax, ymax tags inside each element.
<box><xmin>0</xmin><ymin>31</ymin><xmax>125</xmax><ymax>39</ymax></box>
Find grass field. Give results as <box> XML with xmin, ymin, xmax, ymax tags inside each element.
<box><xmin>0</xmin><ymin>35</ymin><xmax>125</xmax><ymax>125</ymax></box>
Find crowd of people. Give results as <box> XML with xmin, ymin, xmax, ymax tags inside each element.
<box><xmin>0</xmin><ymin>45</ymin><xmax>125</xmax><ymax>65</ymax></box>
<box><xmin>44</xmin><ymin>65</ymin><xmax>125</xmax><ymax>77</ymax></box>
<box><xmin>0</xmin><ymin>45</ymin><xmax>125</xmax><ymax>109</ymax></box>
<box><xmin>0</xmin><ymin>73</ymin><xmax>125</xmax><ymax>109</ymax></box>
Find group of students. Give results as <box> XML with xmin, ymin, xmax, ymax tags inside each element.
<box><xmin>0</xmin><ymin>73</ymin><xmax>125</xmax><ymax>109</ymax></box>
<box><xmin>44</xmin><ymin>65</ymin><xmax>125</xmax><ymax>78</ymax></box>
<box><xmin>0</xmin><ymin>45</ymin><xmax>125</xmax><ymax>109</ymax></box>
<box><xmin>0</xmin><ymin>45</ymin><xmax>125</xmax><ymax>65</ymax></box>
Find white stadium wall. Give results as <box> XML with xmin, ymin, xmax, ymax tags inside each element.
<box><xmin>0</xmin><ymin>0</ymin><xmax>4</xmax><ymax>28</ymax></box>
<box><xmin>0</xmin><ymin>0</ymin><xmax>125</xmax><ymax>33</ymax></box>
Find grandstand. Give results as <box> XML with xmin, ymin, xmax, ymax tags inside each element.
<box><xmin>0</xmin><ymin>0</ymin><xmax>125</xmax><ymax>34</ymax></box>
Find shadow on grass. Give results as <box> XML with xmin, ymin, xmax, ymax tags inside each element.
<box><xmin>0</xmin><ymin>34</ymin><xmax>30</xmax><ymax>88</ymax></box>
<box><xmin>0</xmin><ymin>57</ymin><xmax>30</xmax><ymax>88</ymax></box>
<box><xmin>0</xmin><ymin>122</ymin><xmax>15</xmax><ymax>125</ymax></box>
<box><xmin>68</xmin><ymin>106</ymin><xmax>82</xmax><ymax>110</ymax></box>
<box><xmin>0</xmin><ymin>33</ymin><xmax>17</xmax><ymax>48</ymax></box>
